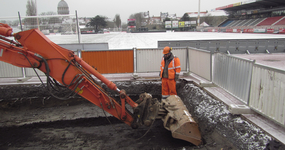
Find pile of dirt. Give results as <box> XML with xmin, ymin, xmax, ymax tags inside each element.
<box><xmin>178</xmin><ymin>82</ymin><xmax>285</xmax><ymax>150</ymax></box>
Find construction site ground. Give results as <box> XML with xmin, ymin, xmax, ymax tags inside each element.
<box><xmin>0</xmin><ymin>73</ymin><xmax>285</xmax><ymax>150</ymax></box>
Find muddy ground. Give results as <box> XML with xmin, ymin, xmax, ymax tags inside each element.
<box><xmin>0</xmin><ymin>80</ymin><xmax>284</xmax><ymax>150</ymax></box>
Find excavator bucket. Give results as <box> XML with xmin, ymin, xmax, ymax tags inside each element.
<box><xmin>158</xmin><ymin>95</ymin><xmax>202</xmax><ymax>146</ymax></box>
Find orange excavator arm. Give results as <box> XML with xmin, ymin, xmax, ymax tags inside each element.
<box><xmin>0</xmin><ymin>23</ymin><xmax>202</xmax><ymax>145</ymax></box>
<box><xmin>0</xmin><ymin>23</ymin><xmax>146</xmax><ymax>127</ymax></box>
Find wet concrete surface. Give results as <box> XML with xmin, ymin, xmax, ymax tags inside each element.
<box><xmin>0</xmin><ymin>80</ymin><xmax>284</xmax><ymax>149</ymax></box>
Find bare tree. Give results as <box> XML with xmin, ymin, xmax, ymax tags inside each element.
<box><xmin>26</xmin><ymin>0</ymin><xmax>37</xmax><ymax>16</ymax></box>
<box><xmin>25</xmin><ymin>0</ymin><xmax>37</xmax><ymax>29</ymax></box>
<box><xmin>129</xmin><ymin>12</ymin><xmax>144</xmax><ymax>28</ymax></box>
<box><xmin>113</xmin><ymin>14</ymin><xmax>121</xmax><ymax>28</ymax></box>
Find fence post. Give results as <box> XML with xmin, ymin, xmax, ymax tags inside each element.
<box><xmin>183</xmin><ymin>47</ymin><xmax>190</xmax><ymax>76</ymax></box>
<box><xmin>75</xmin><ymin>10</ymin><xmax>81</xmax><ymax>44</ymax></box>
<box><xmin>77</xmin><ymin>49</ymin><xmax>82</xmax><ymax>58</ymax></box>
<box><xmin>210</xmin><ymin>52</ymin><xmax>213</xmax><ymax>82</ymax></box>
<box><xmin>22</xmin><ymin>68</ymin><xmax>26</xmax><ymax>79</ymax></box>
<box><xmin>18</xmin><ymin>11</ymin><xmax>23</xmax><ymax>31</ymax></box>
<box><xmin>18</xmin><ymin>11</ymin><xmax>26</xmax><ymax>79</ymax></box>
<box><xmin>247</xmin><ymin>60</ymin><xmax>256</xmax><ymax>106</ymax></box>
<box><xmin>132</xmin><ymin>47</ymin><xmax>138</xmax><ymax>79</ymax></box>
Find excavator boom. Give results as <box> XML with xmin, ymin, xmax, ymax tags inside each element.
<box><xmin>1</xmin><ymin>26</ymin><xmax>135</xmax><ymax>126</ymax></box>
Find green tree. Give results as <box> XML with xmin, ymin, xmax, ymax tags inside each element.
<box><xmin>180</xmin><ymin>13</ymin><xmax>190</xmax><ymax>21</ymax></box>
<box><xmin>113</xmin><ymin>14</ymin><xmax>121</xmax><ymax>28</ymax></box>
<box><xmin>86</xmin><ymin>15</ymin><xmax>107</xmax><ymax>33</ymax></box>
<box><xmin>25</xmin><ymin>0</ymin><xmax>37</xmax><ymax>29</ymax></box>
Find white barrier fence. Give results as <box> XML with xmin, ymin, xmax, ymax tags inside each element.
<box><xmin>213</xmin><ymin>53</ymin><xmax>285</xmax><ymax>126</ymax></box>
<box><xmin>135</xmin><ymin>47</ymin><xmax>211</xmax><ymax>81</ymax></box>
<box><xmin>0</xmin><ymin>62</ymin><xmax>23</xmax><ymax>78</ymax></box>
<box><xmin>136</xmin><ymin>48</ymin><xmax>187</xmax><ymax>72</ymax></box>
<box><xmin>213</xmin><ymin>53</ymin><xmax>254</xmax><ymax>104</ymax></box>
<box><xmin>249</xmin><ymin>63</ymin><xmax>285</xmax><ymax>126</ymax></box>
<box><xmin>189</xmin><ymin>48</ymin><xmax>212</xmax><ymax>81</ymax></box>
<box><xmin>0</xmin><ymin>61</ymin><xmax>45</xmax><ymax>78</ymax></box>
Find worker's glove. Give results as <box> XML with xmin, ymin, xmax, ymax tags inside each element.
<box><xmin>175</xmin><ymin>74</ymin><xmax>179</xmax><ymax>81</ymax></box>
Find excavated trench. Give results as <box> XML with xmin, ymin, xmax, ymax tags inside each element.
<box><xmin>0</xmin><ymin>80</ymin><xmax>284</xmax><ymax>150</ymax></box>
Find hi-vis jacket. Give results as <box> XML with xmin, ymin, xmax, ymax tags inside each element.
<box><xmin>160</xmin><ymin>56</ymin><xmax>181</xmax><ymax>79</ymax></box>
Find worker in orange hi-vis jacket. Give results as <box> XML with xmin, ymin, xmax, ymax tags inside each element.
<box><xmin>159</xmin><ymin>46</ymin><xmax>181</xmax><ymax>100</ymax></box>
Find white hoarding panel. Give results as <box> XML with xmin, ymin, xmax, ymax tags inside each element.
<box><xmin>165</xmin><ymin>21</ymin><xmax>172</xmax><ymax>28</ymax></box>
<box><xmin>172</xmin><ymin>21</ymin><xmax>179</xmax><ymax>28</ymax></box>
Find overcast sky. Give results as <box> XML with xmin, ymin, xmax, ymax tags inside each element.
<box><xmin>0</xmin><ymin>0</ymin><xmax>243</xmax><ymax>23</ymax></box>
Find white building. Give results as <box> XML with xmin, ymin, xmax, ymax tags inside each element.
<box><xmin>57</xmin><ymin>0</ymin><xmax>69</xmax><ymax>15</ymax></box>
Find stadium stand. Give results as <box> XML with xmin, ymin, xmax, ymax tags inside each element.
<box><xmin>242</xmin><ymin>19</ymin><xmax>253</xmax><ymax>26</ymax></box>
<box><xmin>248</xmin><ymin>18</ymin><xmax>265</xmax><ymax>26</ymax></box>
<box><xmin>273</xmin><ymin>16</ymin><xmax>285</xmax><ymax>25</ymax></box>
<box><xmin>205</xmin><ymin>0</ymin><xmax>285</xmax><ymax>33</ymax></box>
<box><xmin>257</xmin><ymin>16</ymin><xmax>284</xmax><ymax>26</ymax></box>
<box><xmin>220</xmin><ymin>20</ymin><xmax>233</xmax><ymax>27</ymax></box>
